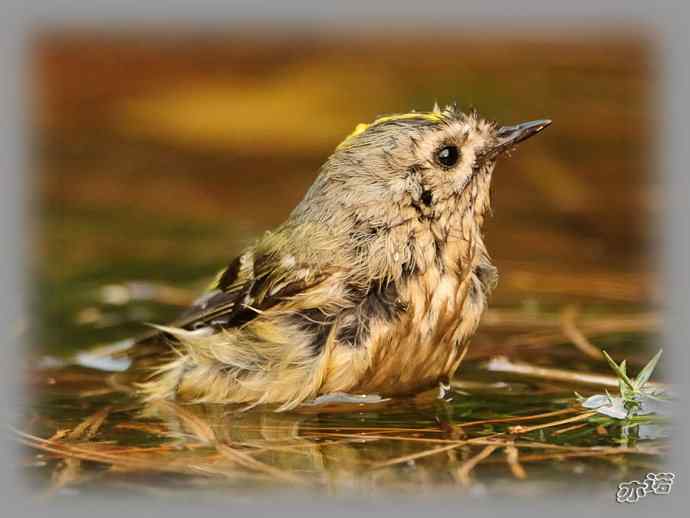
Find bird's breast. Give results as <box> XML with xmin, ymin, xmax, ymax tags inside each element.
<box><xmin>323</xmin><ymin>252</ymin><xmax>491</xmax><ymax>397</ymax></box>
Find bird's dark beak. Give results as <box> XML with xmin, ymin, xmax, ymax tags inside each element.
<box><xmin>481</xmin><ymin>119</ymin><xmax>552</xmax><ymax>161</ymax></box>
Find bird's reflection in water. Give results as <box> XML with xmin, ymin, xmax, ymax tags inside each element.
<box><xmin>136</xmin><ymin>389</ymin><xmax>466</xmax><ymax>490</ymax></box>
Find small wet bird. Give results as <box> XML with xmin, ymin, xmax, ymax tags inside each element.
<box><xmin>130</xmin><ymin>104</ymin><xmax>551</xmax><ymax>410</ymax></box>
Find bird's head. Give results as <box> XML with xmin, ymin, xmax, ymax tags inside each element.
<box><xmin>289</xmin><ymin>104</ymin><xmax>551</xmax><ymax>280</ymax></box>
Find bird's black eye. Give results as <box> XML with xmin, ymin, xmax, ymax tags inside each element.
<box><xmin>436</xmin><ymin>145</ymin><xmax>460</xmax><ymax>168</ymax></box>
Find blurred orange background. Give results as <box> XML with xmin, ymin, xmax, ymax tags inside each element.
<box><xmin>31</xmin><ymin>28</ymin><xmax>657</xmax><ymax>355</ymax></box>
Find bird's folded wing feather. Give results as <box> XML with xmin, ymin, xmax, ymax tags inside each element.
<box><xmin>121</xmin><ymin>249</ymin><xmax>329</xmax><ymax>363</ymax></box>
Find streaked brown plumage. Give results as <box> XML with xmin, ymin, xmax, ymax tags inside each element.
<box><xmin>126</xmin><ymin>104</ymin><xmax>551</xmax><ymax>411</ymax></box>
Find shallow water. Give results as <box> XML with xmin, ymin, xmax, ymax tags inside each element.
<box><xmin>21</xmin><ymin>297</ymin><xmax>667</xmax><ymax>498</ymax></box>
<box><xmin>20</xmin><ymin>31</ymin><xmax>667</xmax><ymax>498</ymax></box>
<box><xmin>22</xmin><ymin>351</ymin><xmax>667</xmax><ymax>498</ymax></box>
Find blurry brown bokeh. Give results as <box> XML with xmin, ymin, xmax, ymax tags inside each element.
<box><xmin>32</xmin><ymin>28</ymin><xmax>656</xmax><ymax>355</ymax></box>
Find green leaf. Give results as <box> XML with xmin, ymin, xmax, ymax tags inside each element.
<box><xmin>602</xmin><ymin>350</ymin><xmax>636</xmax><ymax>392</ymax></box>
<box><xmin>619</xmin><ymin>379</ymin><xmax>634</xmax><ymax>401</ymax></box>
<box><xmin>618</xmin><ymin>359</ymin><xmax>633</xmax><ymax>399</ymax></box>
<box><xmin>634</xmin><ymin>349</ymin><xmax>663</xmax><ymax>390</ymax></box>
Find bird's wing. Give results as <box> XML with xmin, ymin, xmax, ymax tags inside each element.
<box><xmin>125</xmin><ymin>248</ymin><xmax>328</xmax><ymax>358</ymax></box>
<box><xmin>178</xmin><ymin>251</ymin><xmax>327</xmax><ymax>331</ymax></box>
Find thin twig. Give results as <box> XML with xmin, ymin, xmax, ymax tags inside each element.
<box><xmin>456</xmin><ymin>407</ymin><xmax>580</xmax><ymax>428</ymax></box>
<box><xmin>508</xmin><ymin>412</ymin><xmax>596</xmax><ymax>434</ymax></box>
<box><xmin>492</xmin><ymin>448</ymin><xmax>665</xmax><ymax>463</ymax></box>
<box><xmin>68</xmin><ymin>406</ymin><xmax>112</xmax><ymax>441</ymax></box>
<box><xmin>505</xmin><ymin>443</ymin><xmax>527</xmax><ymax>480</ymax></box>
<box><xmin>456</xmin><ymin>444</ymin><xmax>499</xmax><ymax>486</ymax></box>
<box><xmin>560</xmin><ymin>305</ymin><xmax>603</xmax><ymax>360</ymax></box>
<box><xmin>49</xmin><ymin>405</ymin><xmax>112</xmax><ymax>492</ymax></box>
<box><xmin>485</xmin><ymin>356</ymin><xmax>667</xmax><ymax>390</ymax></box>
<box><xmin>551</xmin><ymin>423</ymin><xmax>588</xmax><ymax>436</ymax></box>
<box><xmin>371</xmin><ymin>442</ymin><xmax>468</xmax><ymax>469</ymax></box>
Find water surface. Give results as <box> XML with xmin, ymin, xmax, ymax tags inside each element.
<box><xmin>21</xmin><ymin>30</ymin><xmax>665</xmax><ymax>499</ymax></box>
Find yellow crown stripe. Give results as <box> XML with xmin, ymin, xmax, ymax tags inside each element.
<box><xmin>336</xmin><ymin>112</ymin><xmax>443</xmax><ymax>150</ymax></box>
